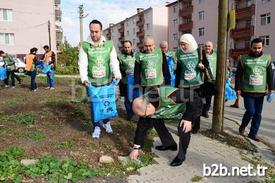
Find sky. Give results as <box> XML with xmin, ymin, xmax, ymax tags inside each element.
<box><xmin>61</xmin><ymin>0</ymin><xmax>170</xmax><ymax>46</ymax></box>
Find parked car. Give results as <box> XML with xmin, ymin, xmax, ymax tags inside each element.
<box><xmin>0</xmin><ymin>56</ymin><xmax>25</xmax><ymax>73</ymax></box>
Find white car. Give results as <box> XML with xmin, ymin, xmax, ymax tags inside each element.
<box><xmin>0</xmin><ymin>56</ymin><xmax>26</xmax><ymax>73</ymax></box>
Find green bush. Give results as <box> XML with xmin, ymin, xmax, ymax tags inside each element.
<box><xmin>55</xmin><ymin>65</ymin><xmax>78</xmax><ymax>75</ymax></box>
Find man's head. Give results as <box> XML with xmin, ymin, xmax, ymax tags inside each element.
<box><xmin>179</xmin><ymin>34</ymin><xmax>198</xmax><ymax>53</ymax></box>
<box><xmin>30</xmin><ymin>47</ymin><xmax>38</xmax><ymax>54</ymax></box>
<box><xmin>132</xmin><ymin>97</ymin><xmax>156</xmax><ymax>117</ymax></box>
<box><xmin>250</xmin><ymin>38</ymin><xmax>263</xmax><ymax>56</ymax></box>
<box><xmin>160</xmin><ymin>41</ymin><xmax>168</xmax><ymax>53</ymax></box>
<box><xmin>204</xmin><ymin>41</ymin><xmax>214</xmax><ymax>54</ymax></box>
<box><xmin>143</xmin><ymin>37</ymin><xmax>155</xmax><ymax>54</ymax></box>
<box><xmin>43</xmin><ymin>45</ymin><xmax>50</xmax><ymax>52</ymax></box>
<box><xmin>123</xmin><ymin>40</ymin><xmax>132</xmax><ymax>54</ymax></box>
<box><xmin>89</xmin><ymin>19</ymin><xmax>103</xmax><ymax>43</ymax></box>
<box><xmin>0</xmin><ymin>50</ymin><xmax>5</xmax><ymax>57</ymax></box>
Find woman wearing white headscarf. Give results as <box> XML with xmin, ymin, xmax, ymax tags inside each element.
<box><xmin>170</xmin><ymin>34</ymin><xmax>205</xmax><ymax>166</ymax></box>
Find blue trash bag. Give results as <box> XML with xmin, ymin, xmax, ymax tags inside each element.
<box><xmin>167</xmin><ymin>56</ymin><xmax>175</xmax><ymax>87</ymax></box>
<box><xmin>42</xmin><ymin>65</ymin><xmax>52</xmax><ymax>74</ymax></box>
<box><xmin>86</xmin><ymin>80</ymin><xmax>119</xmax><ymax>123</ymax></box>
<box><xmin>267</xmin><ymin>93</ymin><xmax>275</xmax><ymax>103</ymax></box>
<box><xmin>0</xmin><ymin>67</ymin><xmax>7</xmax><ymax>80</ymax></box>
<box><xmin>127</xmin><ymin>74</ymin><xmax>141</xmax><ymax>102</ymax></box>
<box><xmin>225</xmin><ymin>79</ymin><xmax>237</xmax><ymax>101</ymax></box>
<box><xmin>36</xmin><ymin>60</ymin><xmax>44</xmax><ymax>69</ymax></box>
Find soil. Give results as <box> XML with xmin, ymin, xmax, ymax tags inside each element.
<box><xmin>0</xmin><ymin>76</ymin><xmax>139</xmax><ymax>182</ymax></box>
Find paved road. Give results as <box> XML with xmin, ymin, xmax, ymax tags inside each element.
<box><xmin>224</xmin><ymin>98</ymin><xmax>275</xmax><ymax>146</ymax></box>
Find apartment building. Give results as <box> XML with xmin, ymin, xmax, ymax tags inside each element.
<box><xmin>103</xmin><ymin>4</ymin><xmax>168</xmax><ymax>52</ymax></box>
<box><xmin>0</xmin><ymin>0</ymin><xmax>63</xmax><ymax>58</ymax></box>
<box><xmin>167</xmin><ymin>0</ymin><xmax>275</xmax><ymax>61</ymax></box>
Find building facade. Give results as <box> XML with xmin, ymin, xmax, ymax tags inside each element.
<box><xmin>0</xmin><ymin>0</ymin><xmax>62</xmax><ymax>58</ymax></box>
<box><xmin>103</xmin><ymin>4</ymin><xmax>168</xmax><ymax>52</ymax></box>
<box><xmin>167</xmin><ymin>0</ymin><xmax>275</xmax><ymax>62</ymax></box>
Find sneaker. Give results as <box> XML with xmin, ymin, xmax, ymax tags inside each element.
<box><xmin>50</xmin><ymin>87</ymin><xmax>55</xmax><ymax>90</ymax></box>
<box><xmin>92</xmin><ymin>127</ymin><xmax>101</xmax><ymax>139</ymax></box>
<box><xmin>5</xmin><ymin>85</ymin><xmax>9</xmax><ymax>88</ymax></box>
<box><xmin>45</xmin><ymin>86</ymin><xmax>50</xmax><ymax>90</ymax></box>
<box><xmin>239</xmin><ymin>126</ymin><xmax>245</xmax><ymax>135</ymax></box>
<box><xmin>103</xmin><ymin>122</ymin><xmax>113</xmax><ymax>133</ymax></box>
<box><xmin>11</xmin><ymin>86</ymin><xmax>15</xmax><ymax>89</ymax></box>
<box><xmin>248</xmin><ymin>134</ymin><xmax>260</xmax><ymax>142</ymax></box>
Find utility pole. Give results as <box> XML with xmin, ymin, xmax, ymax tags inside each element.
<box><xmin>79</xmin><ymin>4</ymin><xmax>84</xmax><ymax>44</ymax></box>
<box><xmin>48</xmin><ymin>20</ymin><xmax>51</xmax><ymax>49</ymax></box>
<box><xmin>212</xmin><ymin>0</ymin><xmax>228</xmax><ymax>133</ymax></box>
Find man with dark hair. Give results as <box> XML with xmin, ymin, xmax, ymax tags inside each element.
<box><xmin>235</xmin><ymin>38</ymin><xmax>274</xmax><ymax>141</ymax></box>
<box><xmin>78</xmin><ymin>19</ymin><xmax>121</xmax><ymax>139</ymax></box>
<box><xmin>118</xmin><ymin>40</ymin><xmax>135</xmax><ymax>119</ymax></box>
<box><xmin>25</xmin><ymin>47</ymin><xmax>38</xmax><ymax>91</ymax></box>
<box><xmin>0</xmin><ymin>50</ymin><xmax>16</xmax><ymax>88</ymax></box>
<box><xmin>42</xmin><ymin>45</ymin><xmax>56</xmax><ymax>90</ymax></box>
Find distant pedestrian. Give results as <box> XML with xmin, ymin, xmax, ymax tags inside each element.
<box><xmin>0</xmin><ymin>50</ymin><xmax>16</xmax><ymax>88</ymax></box>
<box><xmin>25</xmin><ymin>47</ymin><xmax>38</xmax><ymax>91</ymax></box>
<box><xmin>42</xmin><ymin>45</ymin><xmax>55</xmax><ymax>90</ymax></box>
<box><xmin>235</xmin><ymin>38</ymin><xmax>274</xmax><ymax>141</ymax></box>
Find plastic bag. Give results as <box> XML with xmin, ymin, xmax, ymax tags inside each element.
<box><xmin>0</xmin><ymin>67</ymin><xmax>7</xmax><ymax>80</ymax></box>
<box><xmin>167</xmin><ymin>56</ymin><xmax>175</xmax><ymax>87</ymax></box>
<box><xmin>127</xmin><ymin>75</ymin><xmax>140</xmax><ymax>102</ymax></box>
<box><xmin>36</xmin><ymin>60</ymin><xmax>51</xmax><ymax>73</ymax></box>
<box><xmin>86</xmin><ymin>80</ymin><xmax>119</xmax><ymax>123</ymax></box>
<box><xmin>225</xmin><ymin>79</ymin><xmax>237</xmax><ymax>101</ymax></box>
<box><xmin>267</xmin><ymin>93</ymin><xmax>275</xmax><ymax>103</ymax></box>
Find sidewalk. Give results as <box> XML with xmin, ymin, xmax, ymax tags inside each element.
<box><xmin>127</xmin><ymin>114</ymin><xmax>275</xmax><ymax>183</ymax></box>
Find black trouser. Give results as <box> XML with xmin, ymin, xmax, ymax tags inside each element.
<box><xmin>4</xmin><ymin>70</ymin><xmax>15</xmax><ymax>86</ymax></box>
<box><xmin>26</xmin><ymin>70</ymin><xmax>37</xmax><ymax>90</ymax></box>
<box><xmin>176</xmin><ymin>89</ymin><xmax>203</xmax><ymax>159</ymax></box>
<box><xmin>134</xmin><ymin>117</ymin><xmax>177</xmax><ymax>148</ymax></box>
<box><xmin>14</xmin><ymin>73</ymin><xmax>21</xmax><ymax>83</ymax></box>
<box><xmin>202</xmin><ymin>96</ymin><xmax>212</xmax><ymax>113</ymax></box>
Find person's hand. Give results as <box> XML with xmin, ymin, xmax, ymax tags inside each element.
<box><xmin>198</xmin><ymin>63</ymin><xmax>205</xmax><ymax>69</ymax></box>
<box><xmin>236</xmin><ymin>90</ymin><xmax>241</xmax><ymax>96</ymax></box>
<box><xmin>83</xmin><ymin>80</ymin><xmax>90</xmax><ymax>86</ymax></box>
<box><xmin>180</xmin><ymin>120</ymin><xmax>192</xmax><ymax>133</ymax></box>
<box><xmin>129</xmin><ymin>149</ymin><xmax>139</xmax><ymax>160</ymax></box>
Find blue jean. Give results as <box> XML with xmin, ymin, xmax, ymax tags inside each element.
<box><xmin>47</xmin><ymin>70</ymin><xmax>55</xmax><ymax>87</ymax></box>
<box><xmin>26</xmin><ymin>70</ymin><xmax>37</xmax><ymax>90</ymax></box>
<box><xmin>241</xmin><ymin>95</ymin><xmax>264</xmax><ymax>136</ymax></box>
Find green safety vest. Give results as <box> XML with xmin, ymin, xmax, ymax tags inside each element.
<box><xmin>176</xmin><ymin>49</ymin><xmax>203</xmax><ymax>88</ymax></box>
<box><xmin>240</xmin><ymin>54</ymin><xmax>271</xmax><ymax>93</ymax></box>
<box><xmin>82</xmin><ymin>40</ymin><xmax>113</xmax><ymax>86</ymax></box>
<box><xmin>136</xmin><ymin>48</ymin><xmax>164</xmax><ymax>86</ymax></box>
<box><xmin>151</xmin><ymin>86</ymin><xmax>186</xmax><ymax>119</ymax></box>
<box><xmin>118</xmin><ymin>53</ymin><xmax>135</xmax><ymax>84</ymax></box>
<box><xmin>4</xmin><ymin>55</ymin><xmax>15</xmax><ymax>71</ymax></box>
<box><xmin>206</xmin><ymin>50</ymin><xmax>217</xmax><ymax>80</ymax></box>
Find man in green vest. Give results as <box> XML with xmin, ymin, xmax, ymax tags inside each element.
<box><xmin>201</xmin><ymin>41</ymin><xmax>217</xmax><ymax>118</ymax></box>
<box><xmin>130</xmin><ymin>37</ymin><xmax>177</xmax><ymax>160</ymax></box>
<box><xmin>235</xmin><ymin>38</ymin><xmax>274</xmax><ymax>141</ymax></box>
<box><xmin>160</xmin><ymin>41</ymin><xmax>176</xmax><ymax>87</ymax></box>
<box><xmin>0</xmin><ymin>50</ymin><xmax>16</xmax><ymax>88</ymax></box>
<box><xmin>78</xmin><ymin>19</ymin><xmax>122</xmax><ymax>139</ymax></box>
<box><xmin>118</xmin><ymin>40</ymin><xmax>135</xmax><ymax>119</ymax></box>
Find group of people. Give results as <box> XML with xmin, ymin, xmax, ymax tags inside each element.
<box><xmin>78</xmin><ymin>19</ymin><xmax>274</xmax><ymax>167</ymax></box>
<box><xmin>0</xmin><ymin>45</ymin><xmax>56</xmax><ymax>91</ymax></box>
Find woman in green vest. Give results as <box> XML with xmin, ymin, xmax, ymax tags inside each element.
<box><xmin>118</xmin><ymin>40</ymin><xmax>135</xmax><ymax>119</ymax></box>
<box><xmin>235</xmin><ymin>38</ymin><xmax>275</xmax><ymax>142</ymax></box>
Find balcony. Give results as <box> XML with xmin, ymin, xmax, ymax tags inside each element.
<box><xmin>136</xmin><ymin>18</ymin><xmax>145</xmax><ymax>27</ymax></box>
<box><xmin>179</xmin><ymin>5</ymin><xmax>193</xmax><ymax>17</ymax></box>
<box><xmin>118</xmin><ymin>25</ymin><xmax>124</xmax><ymax>33</ymax></box>
<box><xmin>236</xmin><ymin>4</ymin><xmax>255</xmax><ymax>20</ymax></box>
<box><xmin>178</xmin><ymin>21</ymin><xmax>193</xmax><ymax>32</ymax></box>
<box><xmin>230</xmin><ymin>26</ymin><xmax>254</xmax><ymax>39</ymax></box>
<box><xmin>136</xmin><ymin>30</ymin><xmax>145</xmax><ymax>37</ymax></box>
<box><xmin>229</xmin><ymin>48</ymin><xmax>250</xmax><ymax>59</ymax></box>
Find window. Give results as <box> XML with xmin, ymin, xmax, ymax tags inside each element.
<box><xmin>244</xmin><ymin>40</ymin><xmax>250</xmax><ymax>48</ymax></box>
<box><xmin>199</xmin><ymin>11</ymin><xmax>204</xmax><ymax>21</ymax></box>
<box><xmin>199</xmin><ymin>28</ymin><xmax>204</xmax><ymax>36</ymax></box>
<box><xmin>146</xmin><ymin>23</ymin><xmax>150</xmax><ymax>30</ymax></box>
<box><xmin>261</xmin><ymin>0</ymin><xmax>270</xmax><ymax>4</ymax></box>
<box><xmin>133</xmin><ymin>28</ymin><xmax>135</xmax><ymax>34</ymax></box>
<box><xmin>173</xmin><ymin>6</ymin><xmax>176</xmax><ymax>13</ymax></box>
<box><xmin>260</xmin><ymin>13</ymin><xmax>271</xmax><ymax>25</ymax></box>
<box><xmin>173</xmin><ymin>33</ymin><xmax>178</xmax><ymax>41</ymax></box>
<box><xmin>260</xmin><ymin>35</ymin><xmax>270</xmax><ymax>46</ymax></box>
<box><xmin>0</xmin><ymin>33</ymin><xmax>15</xmax><ymax>45</ymax></box>
<box><xmin>173</xmin><ymin>19</ymin><xmax>178</xmax><ymax>28</ymax></box>
<box><xmin>126</xmin><ymin>22</ymin><xmax>128</xmax><ymax>27</ymax></box>
<box><xmin>133</xmin><ymin>38</ymin><xmax>136</xmax><ymax>44</ymax></box>
<box><xmin>127</xmin><ymin>30</ymin><xmax>129</xmax><ymax>36</ymax></box>
<box><xmin>0</xmin><ymin>9</ymin><xmax>13</xmax><ymax>21</ymax></box>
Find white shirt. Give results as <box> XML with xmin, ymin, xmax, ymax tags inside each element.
<box><xmin>78</xmin><ymin>36</ymin><xmax>121</xmax><ymax>83</ymax></box>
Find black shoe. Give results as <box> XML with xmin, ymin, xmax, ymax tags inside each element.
<box><xmin>239</xmin><ymin>126</ymin><xmax>245</xmax><ymax>135</ymax></box>
<box><xmin>248</xmin><ymin>134</ymin><xmax>260</xmax><ymax>142</ymax></box>
<box><xmin>170</xmin><ymin>156</ymin><xmax>185</xmax><ymax>167</ymax></box>
<box><xmin>155</xmin><ymin>145</ymin><xmax>177</xmax><ymax>151</ymax></box>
